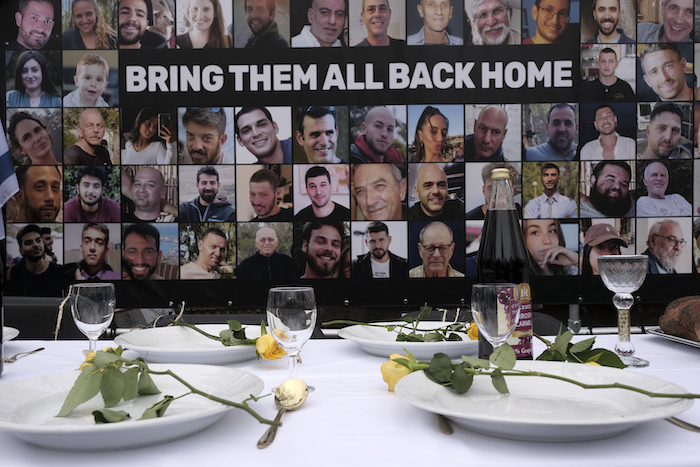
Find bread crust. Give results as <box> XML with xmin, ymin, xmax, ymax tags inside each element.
<box><xmin>659</xmin><ymin>296</ymin><xmax>700</xmax><ymax>342</ymax></box>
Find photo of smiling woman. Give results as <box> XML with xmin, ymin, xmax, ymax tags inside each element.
<box><xmin>7</xmin><ymin>111</ymin><xmax>60</xmax><ymax>165</ymax></box>
<box><xmin>523</xmin><ymin>218</ymin><xmax>578</xmax><ymax>275</ymax></box>
<box><xmin>62</xmin><ymin>0</ymin><xmax>118</xmax><ymax>49</ymax></box>
<box><xmin>176</xmin><ymin>0</ymin><xmax>233</xmax><ymax>48</ymax></box>
<box><xmin>6</xmin><ymin>51</ymin><xmax>62</xmax><ymax>108</ymax></box>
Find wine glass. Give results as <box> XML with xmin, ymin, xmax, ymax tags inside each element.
<box><xmin>597</xmin><ymin>255</ymin><xmax>649</xmax><ymax>368</ymax></box>
<box><xmin>471</xmin><ymin>283</ymin><xmax>521</xmax><ymax>351</ymax></box>
<box><xmin>69</xmin><ymin>283</ymin><xmax>116</xmax><ymax>353</ymax></box>
<box><xmin>266</xmin><ymin>286</ymin><xmax>317</xmax><ymax>380</ymax></box>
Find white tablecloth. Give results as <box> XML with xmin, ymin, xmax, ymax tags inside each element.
<box><xmin>1</xmin><ymin>334</ymin><xmax>699</xmax><ymax>467</ymax></box>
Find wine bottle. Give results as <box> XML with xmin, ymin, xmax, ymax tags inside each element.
<box><xmin>475</xmin><ymin>168</ymin><xmax>533</xmax><ymax>360</ymax></box>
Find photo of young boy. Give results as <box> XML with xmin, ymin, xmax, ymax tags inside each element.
<box><xmin>62</xmin><ymin>51</ymin><xmax>114</xmax><ymax>107</ymax></box>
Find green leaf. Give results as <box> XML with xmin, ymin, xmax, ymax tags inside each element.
<box><xmin>490</xmin><ymin>344</ymin><xmax>516</xmax><ymax>370</ymax></box>
<box><xmin>552</xmin><ymin>330</ymin><xmax>573</xmax><ymax>356</ymax></box>
<box><xmin>451</xmin><ymin>364</ymin><xmax>474</xmax><ymax>394</ymax></box>
<box><xmin>137</xmin><ymin>371</ymin><xmax>161</xmax><ymax>395</ymax></box>
<box><xmin>445</xmin><ymin>333</ymin><xmax>463</xmax><ymax>341</ymax></box>
<box><xmin>461</xmin><ymin>355</ymin><xmax>490</xmax><ymax>369</ymax></box>
<box><xmin>422</xmin><ymin>332</ymin><xmax>441</xmax><ymax>342</ymax></box>
<box><xmin>490</xmin><ymin>369</ymin><xmax>509</xmax><ymax>394</ymax></box>
<box><xmin>139</xmin><ymin>395</ymin><xmax>174</xmax><ymax>420</ymax></box>
<box><xmin>570</xmin><ymin>337</ymin><xmax>595</xmax><ymax>354</ymax></box>
<box><xmin>577</xmin><ymin>349</ymin><xmax>627</xmax><ymax>369</ymax></box>
<box><xmin>94</xmin><ymin>350</ymin><xmax>122</xmax><ymax>368</ymax></box>
<box><xmin>101</xmin><ymin>366</ymin><xmax>126</xmax><ymax>407</ymax></box>
<box><xmin>227</xmin><ymin>320</ymin><xmax>243</xmax><ymax>332</ymax></box>
<box><xmin>425</xmin><ymin>353</ymin><xmax>453</xmax><ymax>383</ymax></box>
<box><xmin>416</xmin><ymin>304</ymin><xmax>431</xmax><ymax>320</ymax></box>
<box><xmin>122</xmin><ymin>367</ymin><xmax>140</xmax><ymax>401</ymax></box>
<box><xmin>57</xmin><ymin>366</ymin><xmax>103</xmax><ymax>417</ymax></box>
<box><xmin>93</xmin><ymin>408</ymin><xmax>130</xmax><ymax>423</ymax></box>
<box><xmin>535</xmin><ymin>349</ymin><xmax>557</xmax><ymax>361</ymax></box>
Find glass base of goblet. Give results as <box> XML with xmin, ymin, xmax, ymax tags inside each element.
<box><xmin>620</xmin><ymin>355</ymin><xmax>649</xmax><ymax>368</ymax></box>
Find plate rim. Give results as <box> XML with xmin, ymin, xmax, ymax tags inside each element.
<box><xmin>394</xmin><ymin>360</ymin><xmax>693</xmax><ymax>428</ymax></box>
<box><xmin>337</xmin><ymin>321</ymin><xmax>476</xmax><ymax>347</ymax></box>
<box><xmin>0</xmin><ymin>363</ymin><xmax>264</xmax><ymax>435</ymax></box>
<box><xmin>114</xmin><ymin>324</ymin><xmax>257</xmax><ymax>355</ymax></box>
<box><xmin>2</xmin><ymin>326</ymin><xmax>20</xmax><ymax>341</ymax></box>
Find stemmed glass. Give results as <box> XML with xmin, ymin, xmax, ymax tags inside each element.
<box><xmin>598</xmin><ymin>255</ymin><xmax>649</xmax><ymax>368</ymax></box>
<box><xmin>471</xmin><ymin>283</ymin><xmax>521</xmax><ymax>352</ymax></box>
<box><xmin>69</xmin><ymin>283</ymin><xmax>116</xmax><ymax>353</ymax></box>
<box><xmin>266</xmin><ymin>286</ymin><xmax>317</xmax><ymax>380</ymax></box>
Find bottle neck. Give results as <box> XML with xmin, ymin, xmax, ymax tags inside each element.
<box><xmin>487</xmin><ymin>178</ymin><xmax>516</xmax><ymax>211</ymax></box>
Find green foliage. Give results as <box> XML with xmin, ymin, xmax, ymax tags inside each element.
<box><xmin>535</xmin><ymin>330</ymin><xmax>626</xmax><ymax>369</ymax></box>
<box><xmin>170</xmin><ymin>320</ymin><xmax>256</xmax><ymax>346</ymax></box>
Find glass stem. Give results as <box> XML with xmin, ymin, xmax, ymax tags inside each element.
<box><xmin>288</xmin><ymin>351</ymin><xmax>298</xmax><ymax>379</ymax></box>
<box><xmin>613</xmin><ymin>293</ymin><xmax>635</xmax><ymax>358</ymax></box>
<box><xmin>88</xmin><ymin>338</ymin><xmax>98</xmax><ymax>353</ymax></box>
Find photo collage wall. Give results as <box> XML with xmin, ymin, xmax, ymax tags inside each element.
<box><xmin>2</xmin><ymin>0</ymin><xmax>699</xmax><ymax>306</ymax></box>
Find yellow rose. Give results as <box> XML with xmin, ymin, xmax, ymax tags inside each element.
<box><xmin>256</xmin><ymin>334</ymin><xmax>287</xmax><ymax>360</ymax></box>
<box><xmin>467</xmin><ymin>322</ymin><xmax>478</xmax><ymax>341</ymax></box>
<box><xmin>584</xmin><ymin>361</ymin><xmax>601</xmax><ymax>366</ymax></box>
<box><xmin>79</xmin><ymin>351</ymin><xmax>97</xmax><ymax>370</ymax></box>
<box><xmin>381</xmin><ymin>354</ymin><xmax>410</xmax><ymax>392</ymax></box>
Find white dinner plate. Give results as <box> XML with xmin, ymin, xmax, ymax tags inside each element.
<box><xmin>0</xmin><ymin>364</ymin><xmax>263</xmax><ymax>451</ymax></box>
<box><xmin>394</xmin><ymin>360</ymin><xmax>693</xmax><ymax>442</ymax></box>
<box><xmin>114</xmin><ymin>324</ymin><xmax>261</xmax><ymax>364</ymax></box>
<box><xmin>337</xmin><ymin>321</ymin><xmax>477</xmax><ymax>359</ymax></box>
<box><xmin>3</xmin><ymin>327</ymin><xmax>19</xmax><ymax>341</ymax></box>
<box><xmin>647</xmin><ymin>327</ymin><xmax>700</xmax><ymax>349</ymax></box>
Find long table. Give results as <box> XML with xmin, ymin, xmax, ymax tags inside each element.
<box><xmin>1</xmin><ymin>334</ymin><xmax>699</xmax><ymax>466</ymax></box>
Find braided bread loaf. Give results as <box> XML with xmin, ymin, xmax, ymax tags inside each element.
<box><xmin>659</xmin><ymin>296</ymin><xmax>700</xmax><ymax>342</ymax></box>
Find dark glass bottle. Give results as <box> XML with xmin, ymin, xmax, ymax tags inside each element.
<box><xmin>475</xmin><ymin>168</ymin><xmax>533</xmax><ymax>359</ymax></box>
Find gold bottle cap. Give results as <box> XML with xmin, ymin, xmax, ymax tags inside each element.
<box><xmin>491</xmin><ymin>168</ymin><xmax>511</xmax><ymax>180</ymax></box>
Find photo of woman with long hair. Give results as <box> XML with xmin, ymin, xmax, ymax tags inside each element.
<box><xmin>6</xmin><ymin>51</ymin><xmax>62</xmax><ymax>108</ymax></box>
<box><xmin>523</xmin><ymin>218</ymin><xmax>578</xmax><ymax>275</ymax></box>
<box><xmin>62</xmin><ymin>0</ymin><xmax>118</xmax><ymax>49</ymax></box>
<box><xmin>411</xmin><ymin>106</ymin><xmax>453</xmax><ymax>162</ymax></box>
<box><xmin>122</xmin><ymin>108</ymin><xmax>175</xmax><ymax>164</ymax></box>
<box><xmin>176</xmin><ymin>0</ymin><xmax>232</xmax><ymax>48</ymax></box>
